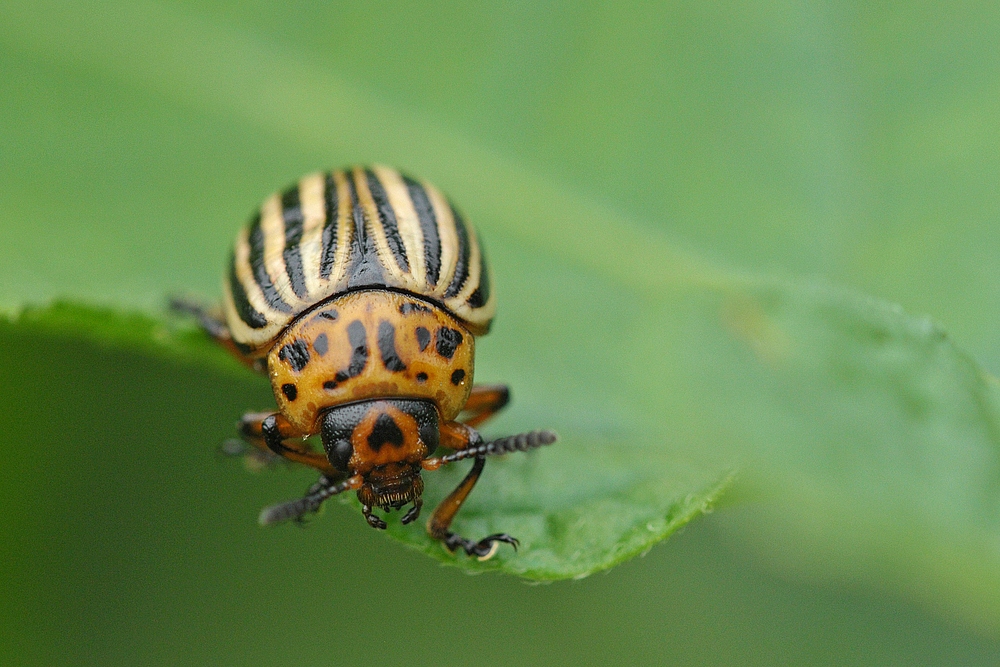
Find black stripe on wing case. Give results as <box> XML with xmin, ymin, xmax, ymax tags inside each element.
<box><xmin>247</xmin><ymin>214</ymin><xmax>292</xmax><ymax>313</ymax></box>
<box><xmin>319</xmin><ymin>172</ymin><xmax>340</xmax><ymax>280</ymax></box>
<box><xmin>403</xmin><ymin>174</ymin><xmax>441</xmax><ymax>286</ymax></box>
<box><xmin>346</xmin><ymin>172</ymin><xmax>385</xmax><ymax>288</ymax></box>
<box><xmin>228</xmin><ymin>253</ymin><xmax>268</xmax><ymax>328</ymax></box>
<box><xmin>366</xmin><ymin>170</ymin><xmax>410</xmax><ymax>273</ymax></box>
<box><xmin>467</xmin><ymin>245</ymin><xmax>490</xmax><ymax>308</ymax></box>
<box><xmin>281</xmin><ymin>187</ymin><xmax>308</xmax><ymax>298</ymax></box>
<box><xmin>444</xmin><ymin>203</ymin><xmax>470</xmax><ymax>298</ymax></box>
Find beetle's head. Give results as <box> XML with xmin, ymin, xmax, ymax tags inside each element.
<box><xmin>320</xmin><ymin>398</ymin><xmax>439</xmax><ymax>528</ymax></box>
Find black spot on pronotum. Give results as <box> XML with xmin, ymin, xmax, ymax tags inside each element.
<box><xmin>415</xmin><ymin>327</ymin><xmax>431</xmax><ymax>351</ymax></box>
<box><xmin>435</xmin><ymin>327</ymin><xmax>463</xmax><ymax>359</ymax></box>
<box><xmin>450</xmin><ymin>369</ymin><xmax>465</xmax><ymax>385</ymax></box>
<box><xmin>313</xmin><ymin>333</ymin><xmax>329</xmax><ymax>356</ymax></box>
<box><xmin>346</xmin><ymin>320</ymin><xmax>369</xmax><ymax>376</ymax></box>
<box><xmin>367</xmin><ymin>413</ymin><xmax>405</xmax><ymax>452</ymax></box>
<box><xmin>399</xmin><ymin>302</ymin><xmax>431</xmax><ymax>315</ymax></box>
<box><xmin>377</xmin><ymin>320</ymin><xmax>407</xmax><ymax>372</ymax></box>
<box><xmin>278</xmin><ymin>339</ymin><xmax>310</xmax><ymax>372</ymax></box>
<box><xmin>416</xmin><ymin>372</ymin><xmax>428</xmax><ymax>383</ymax></box>
<box><xmin>281</xmin><ymin>383</ymin><xmax>298</xmax><ymax>401</ymax></box>
<box><xmin>323</xmin><ymin>380</ymin><xmax>337</xmax><ymax>390</ymax></box>
<box><xmin>316</xmin><ymin>309</ymin><xmax>339</xmax><ymax>321</ymax></box>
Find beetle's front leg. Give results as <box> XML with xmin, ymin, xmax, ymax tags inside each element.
<box><xmin>421</xmin><ymin>423</ymin><xmax>557</xmax><ymax>560</ymax></box>
<box><xmin>259</xmin><ymin>474</ymin><xmax>361</xmax><ymax>525</ymax></box>
<box><xmin>362</xmin><ymin>504</ymin><xmax>388</xmax><ymax>530</ymax></box>
<box><xmin>425</xmin><ymin>455</ymin><xmax>518</xmax><ymax>560</ymax></box>
<box><xmin>238</xmin><ymin>411</ymin><xmax>340</xmax><ymax>477</ymax></box>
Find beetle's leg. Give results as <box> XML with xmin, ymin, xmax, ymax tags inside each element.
<box><xmin>169</xmin><ymin>297</ymin><xmax>264</xmax><ymax>372</ymax></box>
<box><xmin>422</xmin><ymin>426</ymin><xmax>558</xmax><ymax>560</ymax></box>
<box><xmin>400</xmin><ymin>498</ymin><xmax>423</xmax><ymax>525</ymax></box>
<box><xmin>425</xmin><ymin>456</ymin><xmax>517</xmax><ymax>560</ymax></box>
<box><xmin>362</xmin><ymin>504</ymin><xmax>388</xmax><ymax>530</ymax></box>
<box><xmin>258</xmin><ymin>473</ymin><xmax>361</xmax><ymax>525</ymax></box>
<box><xmin>218</xmin><ymin>436</ymin><xmax>283</xmax><ymax>471</ymax></box>
<box><xmin>238</xmin><ymin>411</ymin><xmax>340</xmax><ymax>477</ymax></box>
<box><xmin>438</xmin><ymin>420</ymin><xmax>484</xmax><ymax>451</ymax></box>
<box><xmin>459</xmin><ymin>384</ymin><xmax>510</xmax><ymax>428</ymax></box>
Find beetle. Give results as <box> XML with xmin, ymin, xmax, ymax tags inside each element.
<box><xmin>173</xmin><ymin>166</ymin><xmax>556</xmax><ymax>559</ymax></box>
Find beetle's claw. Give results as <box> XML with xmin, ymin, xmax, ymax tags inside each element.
<box><xmin>400</xmin><ymin>499</ymin><xmax>423</xmax><ymax>525</ymax></box>
<box><xmin>362</xmin><ymin>505</ymin><xmax>387</xmax><ymax>530</ymax></box>
<box><xmin>444</xmin><ymin>532</ymin><xmax>519</xmax><ymax>559</ymax></box>
<box><xmin>474</xmin><ymin>533</ymin><xmax>518</xmax><ymax>560</ymax></box>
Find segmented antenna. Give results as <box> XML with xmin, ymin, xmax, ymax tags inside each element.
<box><xmin>440</xmin><ymin>430</ymin><xmax>558</xmax><ymax>464</ymax></box>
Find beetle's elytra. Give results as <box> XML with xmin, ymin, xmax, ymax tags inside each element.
<box><xmin>174</xmin><ymin>166</ymin><xmax>556</xmax><ymax>559</ymax></box>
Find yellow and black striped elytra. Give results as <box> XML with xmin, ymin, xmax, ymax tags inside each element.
<box><xmin>173</xmin><ymin>165</ymin><xmax>555</xmax><ymax>560</ymax></box>
<box><xmin>224</xmin><ymin>166</ymin><xmax>494</xmax><ymax>358</ymax></box>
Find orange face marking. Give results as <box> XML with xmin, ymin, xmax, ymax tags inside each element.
<box><xmin>348</xmin><ymin>402</ymin><xmax>426</xmax><ymax>474</ymax></box>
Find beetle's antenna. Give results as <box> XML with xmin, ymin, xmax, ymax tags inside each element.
<box><xmin>438</xmin><ymin>430</ymin><xmax>558</xmax><ymax>465</ymax></box>
<box><xmin>258</xmin><ymin>474</ymin><xmax>359</xmax><ymax>526</ymax></box>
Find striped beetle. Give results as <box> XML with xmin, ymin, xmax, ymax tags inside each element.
<box><xmin>174</xmin><ymin>166</ymin><xmax>556</xmax><ymax>559</ymax></box>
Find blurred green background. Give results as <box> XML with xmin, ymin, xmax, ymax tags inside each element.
<box><xmin>3</xmin><ymin>0</ymin><xmax>1000</xmax><ymax>664</ymax></box>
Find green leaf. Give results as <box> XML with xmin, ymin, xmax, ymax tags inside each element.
<box><xmin>2</xmin><ymin>299</ymin><xmax>735</xmax><ymax>580</ymax></box>
<box><xmin>7</xmin><ymin>263</ymin><xmax>1000</xmax><ymax>618</ymax></box>
<box><xmin>5</xmin><ymin>0</ymin><xmax>1000</xmax><ymax>656</ymax></box>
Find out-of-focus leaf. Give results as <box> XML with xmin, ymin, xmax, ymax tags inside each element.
<box><xmin>3</xmin><ymin>0</ymin><xmax>1000</xmax><ymax>644</ymax></box>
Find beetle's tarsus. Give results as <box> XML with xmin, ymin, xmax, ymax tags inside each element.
<box><xmin>400</xmin><ymin>498</ymin><xmax>423</xmax><ymax>525</ymax></box>
<box><xmin>259</xmin><ymin>475</ymin><xmax>350</xmax><ymax>526</ymax></box>
<box><xmin>363</xmin><ymin>504</ymin><xmax>388</xmax><ymax>530</ymax></box>
<box><xmin>443</xmin><ymin>532</ymin><xmax>519</xmax><ymax>560</ymax></box>
<box><xmin>218</xmin><ymin>438</ymin><xmax>248</xmax><ymax>457</ymax></box>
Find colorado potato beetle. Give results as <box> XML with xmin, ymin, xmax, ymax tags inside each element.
<box><xmin>174</xmin><ymin>166</ymin><xmax>556</xmax><ymax>559</ymax></box>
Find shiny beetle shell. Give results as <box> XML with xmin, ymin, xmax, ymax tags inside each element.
<box><xmin>222</xmin><ymin>166</ymin><xmax>495</xmax><ymax>356</ymax></box>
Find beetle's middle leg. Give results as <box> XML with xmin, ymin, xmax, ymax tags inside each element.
<box><xmin>459</xmin><ymin>384</ymin><xmax>510</xmax><ymax>428</ymax></box>
<box><xmin>170</xmin><ymin>297</ymin><xmax>264</xmax><ymax>372</ymax></box>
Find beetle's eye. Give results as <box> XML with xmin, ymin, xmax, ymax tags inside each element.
<box><xmin>329</xmin><ymin>438</ymin><xmax>353</xmax><ymax>472</ymax></box>
<box><xmin>416</xmin><ymin>409</ymin><xmax>439</xmax><ymax>456</ymax></box>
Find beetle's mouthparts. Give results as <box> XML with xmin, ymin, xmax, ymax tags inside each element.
<box><xmin>358</xmin><ymin>466</ymin><xmax>424</xmax><ymax>510</ymax></box>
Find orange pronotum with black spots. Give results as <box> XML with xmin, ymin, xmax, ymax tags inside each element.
<box><xmin>173</xmin><ymin>166</ymin><xmax>556</xmax><ymax>559</ymax></box>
